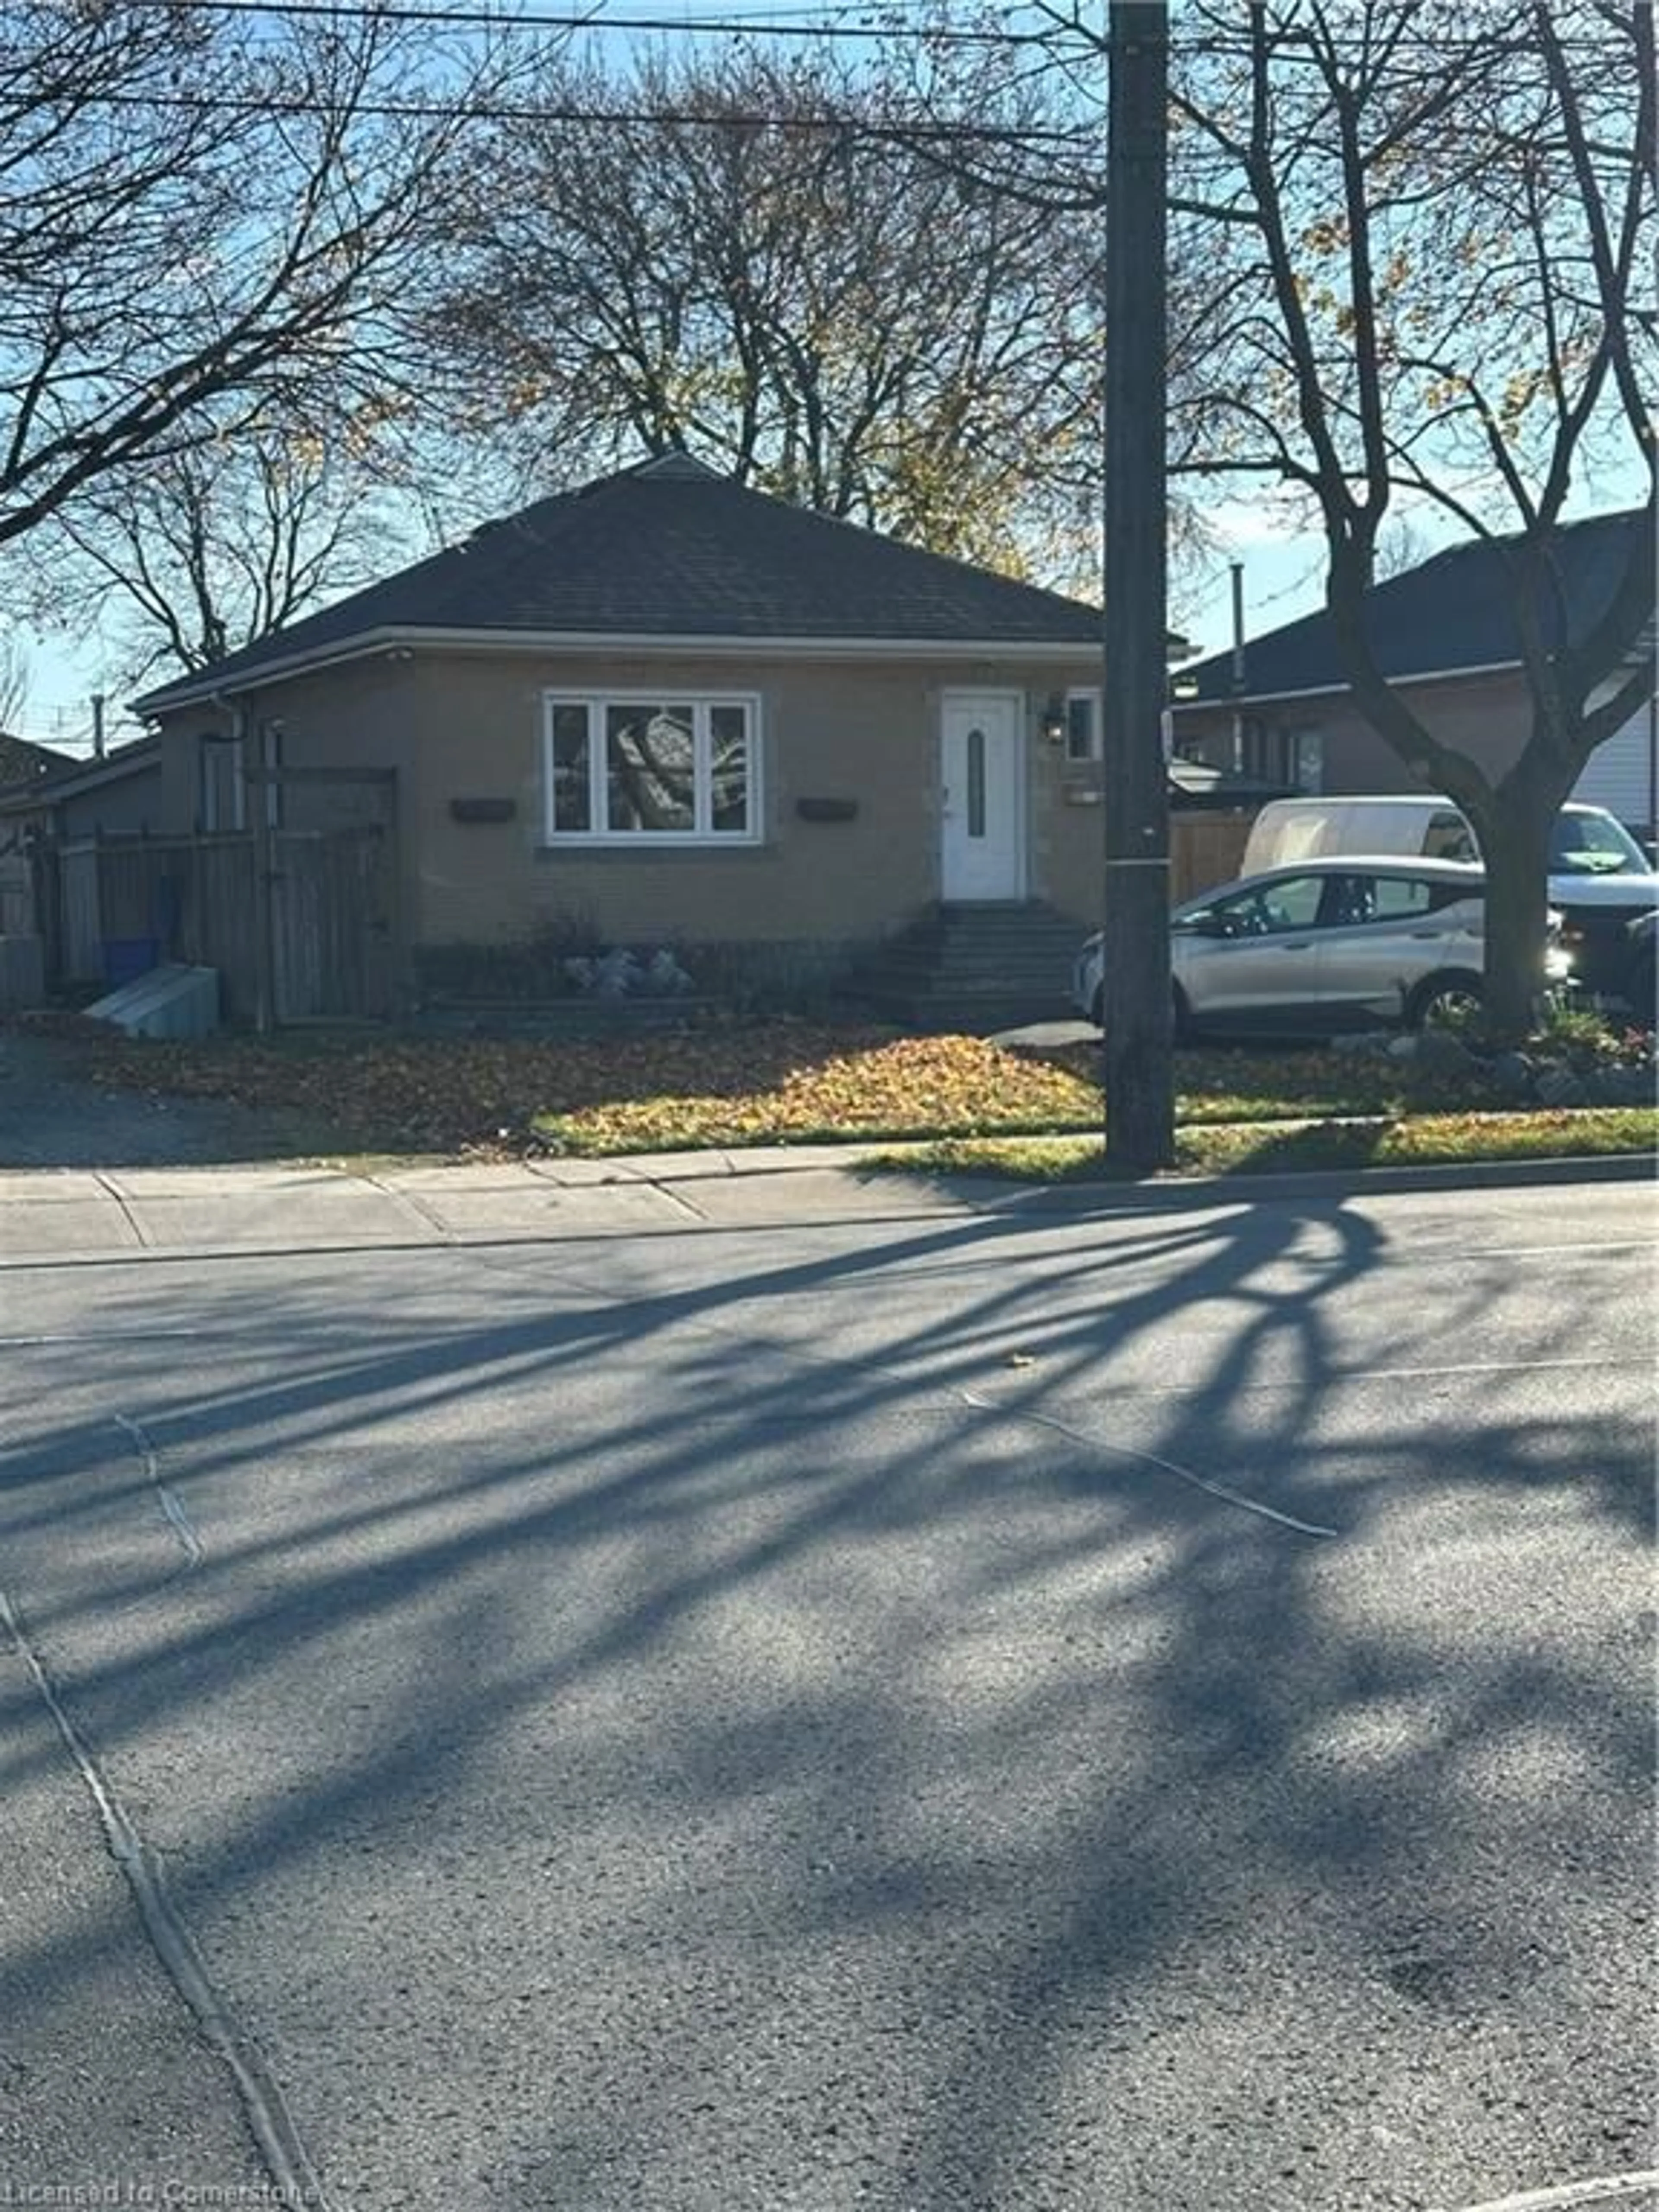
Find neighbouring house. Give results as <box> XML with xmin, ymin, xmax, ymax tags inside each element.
<box><xmin>0</xmin><ymin>735</ymin><xmax>163</xmax><ymax>840</ymax></box>
<box><xmin>0</xmin><ymin>733</ymin><xmax>73</xmax><ymax>790</ymax></box>
<box><xmin>0</xmin><ymin>733</ymin><xmax>73</xmax><ymax>944</ymax></box>
<box><xmin>1170</xmin><ymin>508</ymin><xmax>1657</xmax><ymax>843</ymax></box>
<box><xmin>129</xmin><ymin>454</ymin><xmax>1203</xmax><ymax>1026</ymax></box>
<box><xmin>0</xmin><ymin>737</ymin><xmax>166</xmax><ymax>981</ymax></box>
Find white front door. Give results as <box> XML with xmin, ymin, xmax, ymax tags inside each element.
<box><xmin>940</xmin><ymin>691</ymin><xmax>1024</xmax><ymax>900</ymax></box>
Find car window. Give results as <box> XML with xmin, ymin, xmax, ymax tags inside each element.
<box><xmin>1325</xmin><ymin>871</ymin><xmax>1482</xmax><ymax>924</ymax></box>
<box><xmin>1370</xmin><ymin>874</ymin><xmax>1448</xmax><ymax>919</ymax></box>
<box><xmin>1424</xmin><ymin>812</ymin><xmax>1478</xmax><ymax>863</ymax></box>
<box><xmin>1211</xmin><ymin>874</ymin><xmax>1328</xmax><ymax>934</ymax></box>
<box><xmin>1324</xmin><ymin>874</ymin><xmax>1380</xmax><ymax>927</ymax></box>
<box><xmin>1548</xmin><ymin>809</ymin><xmax>1649</xmax><ymax>876</ymax></box>
<box><xmin>1367</xmin><ymin>875</ymin><xmax>1430</xmax><ymax>919</ymax></box>
<box><xmin>1423</xmin><ymin>876</ymin><xmax>1482</xmax><ymax>913</ymax></box>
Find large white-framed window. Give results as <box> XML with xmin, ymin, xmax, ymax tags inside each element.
<box><xmin>542</xmin><ymin>693</ymin><xmax>761</xmax><ymax>843</ymax></box>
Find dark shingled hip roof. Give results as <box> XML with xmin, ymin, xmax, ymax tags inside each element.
<box><xmin>138</xmin><ymin>455</ymin><xmax>1109</xmax><ymax>709</ymax></box>
<box><xmin>1173</xmin><ymin>507</ymin><xmax>1651</xmax><ymax>705</ymax></box>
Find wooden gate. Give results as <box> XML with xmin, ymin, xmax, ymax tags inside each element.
<box><xmin>268</xmin><ymin>826</ymin><xmax>395</xmax><ymax>1022</ymax></box>
<box><xmin>45</xmin><ymin>817</ymin><xmax>397</xmax><ymax>1023</ymax></box>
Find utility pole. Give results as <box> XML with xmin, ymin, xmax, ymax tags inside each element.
<box><xmin>1101</xmin><ymin>0</ymin><xmax>1173</xmax><ymax>1173</ymax></box>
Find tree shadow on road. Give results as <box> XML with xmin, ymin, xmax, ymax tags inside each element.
<box><xmin>0</xmin><ymin>1189</ymin><xmax>1651</xmax><ymax>2210</ymax></box>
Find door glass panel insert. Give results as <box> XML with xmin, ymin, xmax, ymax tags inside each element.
<box><xmin>966</xmin><ymin>726</ymin><xmax>987</xmax><ymax>839</ymax></box>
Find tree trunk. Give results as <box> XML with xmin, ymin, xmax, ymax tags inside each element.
<box><xmin>1464</xmin><ymin>766</ymin><xmax>1562</xmax><ymax>1037</ymax></box>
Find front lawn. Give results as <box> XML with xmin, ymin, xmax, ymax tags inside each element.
<box><xmin>29</xmin><ymin>1013</ymin><xmax>1653</xmax><ymax>1171</ymax></box>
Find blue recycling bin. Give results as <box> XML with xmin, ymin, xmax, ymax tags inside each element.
<box><xmin>102</xmin><ymin>936</ymin><xmax>160</xmax><ymax>989</ymax></box>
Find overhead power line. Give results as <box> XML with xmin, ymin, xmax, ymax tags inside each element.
<box><xmin>123</xmin><ymin>0</ymin><xmax>1624</xmax><ymax>54</ymax></box>
<box><xmin>46</xmin><ymin>86</ymin><xmax>1094</xmax><ymax>142</ymax></box>
<box><xmin>187</xmin><ymin>0</ymin><xmax>1028</xmax><ymax>40</ymax></box>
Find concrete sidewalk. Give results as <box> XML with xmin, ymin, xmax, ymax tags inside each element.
<box><xmin>1</xmin><ymin>1143</ymin><xmax>1653</xmax><ymax>1265</ymax></box>
<box><xmin>0</xmin><ymin>1146</ymin><xmax>980</xmax><ymax>1262</ymax></box>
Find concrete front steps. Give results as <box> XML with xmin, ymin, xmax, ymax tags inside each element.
<box><xmin>844</xmin><ymin>900</ymin><xmax>1087</xmax><ymax>1033</ymax></box>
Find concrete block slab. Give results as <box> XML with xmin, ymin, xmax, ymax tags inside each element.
<box><xmin>671</xmin><ymin>1167</ymin><xmax>976</xmax><ymax>1227</ymax></box>
<box><xmin>374</xmin><ymin>1164</ymin><xmax>556</xmax><ymax>1196</ymax></box>
<box><xmin>522</xmin><ymin>1157</ymin><xmax>657</xmax><ymax>1187</ymax></box>
<box><xmin>0</xmin><ymin>1189</ymin><xmax>141</xmax><ymax>1256</ymax></box>
<box><xmin>103</xmin><ymin>1168</ymin><xmax>419</xmax><ymax>1250</ymax></box>
<box><xmin>388</xmin><ymin>1179</ymin><xmax>689</xmax><ymax>1240</ymax></box>
<box><xmin>99</xmin><ymin>1167</ymin><xmax>353</xmax><ymax>1202</ymax></box>
<box><xmin>0</xmin><ymin>1170</ymin><xmax>112</xmax><ymax>1205</ymax></box>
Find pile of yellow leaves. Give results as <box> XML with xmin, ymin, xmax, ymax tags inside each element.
<box><xmin>70</xmin><ymin>1022</ymin><xmax>1101</xmax><ymax>1157</ymax></box>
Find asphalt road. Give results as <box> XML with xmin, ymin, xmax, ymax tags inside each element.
<box><xmin>0</xmin><ymin>1174</ymin><xmax>1654</xmax><ymax>2212</ymax></box>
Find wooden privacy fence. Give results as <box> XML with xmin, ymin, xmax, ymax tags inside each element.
<box><xmin>46</xmin><ymin>824</ymin><xmax>396</xmax><ymax>1023</ymax></box>
<box><xmin>1169</xmin><ymin>811</ymin><xmax>1253</xmax><ymax>903</ymax></box>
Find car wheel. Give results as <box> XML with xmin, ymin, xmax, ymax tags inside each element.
<box><xmin>1408</xmin><ymin>972</ymin><xmax>1483</xmax><ymax>1030</ymax></box>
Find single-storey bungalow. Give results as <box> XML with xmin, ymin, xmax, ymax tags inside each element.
<box><xmin>131</xmin><ymin>454</ymin><xmax>1197</xmax><ymax>1018</ymax></box>
<box><xmin>1171</xmin><ymin>508</ymin><xmax>1656</xmax><ymax>844</ymax></box>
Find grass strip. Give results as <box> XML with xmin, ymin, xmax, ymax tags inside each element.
<box><xmin>858</xmin><ymin>1108</ymin><xmax>1659</xmax><ymax>1184</ymax></box>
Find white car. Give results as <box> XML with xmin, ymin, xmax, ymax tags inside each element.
<box><xmin>1072</xmin><ymin>855</ymin><xmax>1566</xmax><ymax>1040</ymax></box>
<box><xmin>1241</xmin><ymin>796</ymin><xmax>1658</xmax><ymax>1008</ymax></box>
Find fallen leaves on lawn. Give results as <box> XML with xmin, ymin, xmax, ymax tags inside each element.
<box><xmin>537</xmin><ymin>1033</ymin><xmax>1101</xmax><ymax>1153</ymax></box>
<box><xmin>44</xmin><ymin>1018</ymin><xmax>1648</xmax><ymax>1166</ymax></box>
<box><xmin>65</xmin><ymin>1023</ymin><xmax>1102</xmax><ymax>1156</ymax></box>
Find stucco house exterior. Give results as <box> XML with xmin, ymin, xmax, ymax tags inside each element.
<box><xmin>1170</xmin><ymin>508</ymin><xmax>1656</xmax><ymax>844</ymax></box>
<box><xmin>133</xmin><ymin>454</ymin><xmax>1157</xmax><ymax>1014</ymax></box>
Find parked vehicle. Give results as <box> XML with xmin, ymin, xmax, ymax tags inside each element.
<box><xmin>1242</xmin><ymin>796</ymin><xmax>1659</xmax><ymax>1007</ymax></box>
<box><xmin>1242</xmin><ymin>796</ymin><xmax>1479</xmax><ymax>873</ymax></box>
<box><xmin>1072</xmin><ymin>856</ymin><xmax>1569</xmax><ymax>1041</ymax></box>
<box><xmin>1623</xmin><ymin>912</ymin><xmax>1656</xmax><ymax>1030</ymax></box>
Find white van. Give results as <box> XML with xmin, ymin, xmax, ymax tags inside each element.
<box><xmin>1243</xmin><ymin>796</ymin><xmax>1478</xmax><ymax>872</ymax></box>
<box><xmin>1241</xmin><ymin>796</ymin><xmax>1659</xmax><ymax>1006</ymax></box>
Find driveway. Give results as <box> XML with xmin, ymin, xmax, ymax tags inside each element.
<box><xmin>0</xmin><ymin>1023</ymin><xmax>334</xmax><ymax>1168</ymax></box>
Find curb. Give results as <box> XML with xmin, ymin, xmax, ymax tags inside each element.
<box><xmin>914</xmin><ymin>1147</ymin><xmax>1657</xmax><ymax>1214</ymax></box>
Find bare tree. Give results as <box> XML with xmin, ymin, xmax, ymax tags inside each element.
<box><xmin>25</xmin><ymin>423</ymin><xmax>410</xmax><ymax>688</ymax></box>
<box><xmin>0</xmin><ymin>1</ymin><xmax>524</xmax><ymax>553</ymax></box>
<box><xmin>1152</xmin><ymin>0</ymin><xmax>1655</xmax><ymax>1030</ymax></box>
<box><xmin>426</xmin><ymin>38</ymin><xmax>1109</xmax><ymax>586</ymax></box>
